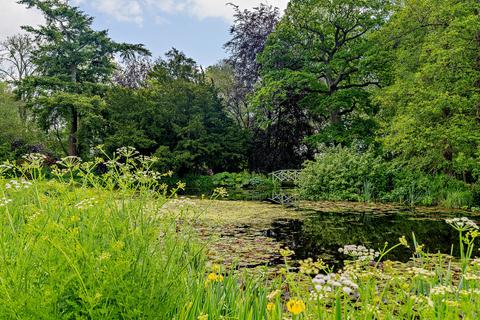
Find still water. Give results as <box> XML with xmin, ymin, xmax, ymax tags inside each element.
<box><xmin>265</xmin><ymin>210</ymin><xmax>479</xmax><ymax>265</ymax></box>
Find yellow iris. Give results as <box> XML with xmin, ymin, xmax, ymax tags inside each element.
<box><xmin>287</xmin><ymin>299</ymin><xmax>305</xmax><ymax>315</ymax></box>
<box><xmin>266</xmin><ymin>302</ymin><xmax>275</xmax><ymax>311</ymax></box>
<box><xmin>206</xmin><ymin>272</ymin><xmax>224</xmax><ymax>283</ymax></box>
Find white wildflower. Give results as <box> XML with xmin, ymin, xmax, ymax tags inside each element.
<box><xmin>339</xmin><ymin>244</ymin><xmax>379</xmax><ymax>261</ymax></box>
<box><xmin>5</xmin><ymin>179</ymin><xmax>32</xmax><ymax>190</ymax></box>
<box><xmin>446</xmin><ymin>217</ymin><xmax>478</xmax><ymax>231</ymax></box>
<box><xmin>312</xmin><ymin>272</ymin><xmax>359</xmax><ymax>298</ymax></box>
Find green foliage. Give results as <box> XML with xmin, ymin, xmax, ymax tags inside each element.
<box><xmin>104</xmin><ymin>50</ymin><xmax>248</xmax><ymax>174</ymax></box>
<box><xmin>0</xmin><ymin>83</ymin><xmax>47</xmax><ymax>160</ymax></box>
<box><xmin>375</xmin><ymin>0</ymin><xmax>480</xmax><ymax>177</ymax></box>
<box><xmin>3</xmin><ymin>157</ymin><xmax>480</xmax><ymax>318</ymax></box>
<box><xmin>299</xmin><ymin>145</ymin><xmax>476</xmax><ymax>208</ymax></box>
<box><xmin>0</xmin><ymin>153</ymin><xmax>203</xmax><ymax>318</ymax></box>
<box><xmin>17</xmin><ymin>0</ymin><xmax>148</xmax><ymax>156</ymax></box>
<box><xmin>251</xmin><ymin>0</ymin><xmax>390</xmax><ymax>167</ymax></box>
<box><xmin>299</xmin><ymin>145</ymin><xmax>385</xmax><ymax>201</ymax></box>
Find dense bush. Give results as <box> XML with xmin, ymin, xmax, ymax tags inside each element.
<box><xmin>299</xmin><ymin>145</ymin><xmax>476</xmax><ymax>208</ymax></box>
<box><xmin>298</xmin><ymin>146</ymin><xmax>386</xmax><ymax>202</ymax></box>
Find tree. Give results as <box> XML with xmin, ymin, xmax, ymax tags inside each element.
<box><xmin>223</xmin><ymin>3</ymin><xmax>280</xmax><ymax>129</ymax></box>
<box><xmin>104</xmin><ymin>49</ymin><xmax>248</xmax><ymax>174</ymax></box>
<box><xmin>17</xmin><ymin>0</ymin><xmax>149</xmax><ymax>156</ymax></box>
<box><xmin>113</xmin><ymin>55</ymin><xmax>152</xmax><ymax>89</ymax></box>
<box><xmin>0</xmin><ymin>34</ymin><xmax>37</xmax><ymax>122</ymax></box>
<box><xmin>206</xmin><ymin>61</ymin><xmax>251</xmax><ymax>128</ymax></box>
<box><xmin>0</xmin><ymin>82</ymin><xmax>46</xmax><ymax>160</ymax></box>
<box><xmin>375</xmin><ymin>0</ymin><xmax>480</xmax><ymax>179</ymax></box>
<box><xmin>255</xmin><ymin>0</ymin><xmax>389</xmax><ymax>147</ymax></box>
<box><xmin>246</xmin><ymin>0</ymin><xmax>388</xmax><ymax>171</ymax></box>
<box><xmin>0</xmin><ymin>34</ymin><xmax>36</xmax><ymax>83</ymax></box>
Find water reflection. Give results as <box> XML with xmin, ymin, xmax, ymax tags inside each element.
<box><xmin>266</xmin><ymin>210</ymin><xmax>479</xmax><ymax>265</ymax></box>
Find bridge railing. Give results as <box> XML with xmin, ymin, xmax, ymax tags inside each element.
<box><xmin>270</xmin><ymin>169</ymin><xmax>301</xmax><ymax>184</ymax></box>
<box><xmin>269</xmin><ymin>169</ymin><xmax>301</xmax><ymax>205</ymax></box>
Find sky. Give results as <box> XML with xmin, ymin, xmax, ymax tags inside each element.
<box><xmin>0</xmin><ymin>0</ymin><xmax>289</xmax><ymax>66</ymax></box>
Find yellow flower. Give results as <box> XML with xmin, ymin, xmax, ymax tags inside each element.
<box><xmin>207</xmin><ymin>273</ymin><xmax>217</xmax><ymax>282</ymax></box>
<box><xmin>206</xmin><ymin>272</ymin><xmax>224</xmax><ymax>283</ymax></box>
<box><xmin>112</xmin><ymin>240</ymin><xmax>125</xmax><ymax>251</ymax></box>
<box><xmin>286</xmin><ymin>299</ymin><xmax>305</xmax><ymax>315</ymax></box>
<box><xmin>212</xmin><ymin>264</ymin><xmax>221</xmax><ymax>273</ymax></box>
<box><xmin>415</xmin><ymin>244</ymin><xmax>425</xmax><ymax>254</ymax></box>
<box><xmin>213</xmin><ymin>187</ymin><xmax>228</xmax><ymax>198</ymax></box>
<box><xmin>98</xmin><ymin>251</ymin><xmax>111</xmax><ymax>261</ymax></box>
<box><xmin>267</xmin><ymin>302</ymin><xmax>275</xmax><ymax>311</ymax></box>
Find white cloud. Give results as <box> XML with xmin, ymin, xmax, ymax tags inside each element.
<box><xmin>180</xmin><ymin>0</ymin><xmax>289</xmax><ymax>21</ymax></box>
<box><xmin>82</xmin><ymin>0</ymin><xmax>289</xmax><ymax>24</ymax></box>
<box><xmin>0</xmin><ymin>0</ymin><xmax>44</xmax><ymax>40</ymax></box>
<box><xmin>0</xmin><ymin>0</ymin><xmax>289</xmax><ymax>38</ymax></box>
<box><xmin>93</xmin><ymin>0</ymin><xmax>144</xmax><ymax>25</ymax></box>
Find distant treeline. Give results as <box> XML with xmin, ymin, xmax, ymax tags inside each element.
<box><xmin>0</xmin><ymin>0</ymin><xmax>479</xmax><ymax>185</ymax></box>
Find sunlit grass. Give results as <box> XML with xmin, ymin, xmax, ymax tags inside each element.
<box><xmin>1</xmin><ymin>149</ymin><xmax>480</xmax><ymax>319</ymax></box>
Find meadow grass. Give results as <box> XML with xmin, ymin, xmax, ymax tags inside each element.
<box><xmin>1</xmin><ymin>150</ymin><xmax>480</xmax><ymax>319</ymax></box>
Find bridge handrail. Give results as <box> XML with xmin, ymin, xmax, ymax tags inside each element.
<box><xmin>270</xmin><ymin>169</ymin><xmax>301</xmax><ymax>183</ymax></box>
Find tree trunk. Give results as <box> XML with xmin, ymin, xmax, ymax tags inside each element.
<box><xmin>68</xmin><ymin>105</ymin><xmax>78</xmax><ymax>156</ymax></box>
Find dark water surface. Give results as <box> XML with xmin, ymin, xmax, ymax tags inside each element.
<box><xmin>265</xmin><ymin>209</ymin><xmax>480</xmax><ymax>265</ymax></box>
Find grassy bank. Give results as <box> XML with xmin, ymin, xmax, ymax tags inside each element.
<box><xmin>1</xmin><ymin>152</ymin><xmax>480</xmax><ymax>319</ymax></box>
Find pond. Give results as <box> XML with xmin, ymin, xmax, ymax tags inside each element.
<box><xmin>186</xmin><ymin>199</ymin><xmax>480</xmax><ymax>268</ymax></box>
<box><xmin>265</xmin><ymin>208</ymin><xmax>480</xmax><ymax>266</ymax></box>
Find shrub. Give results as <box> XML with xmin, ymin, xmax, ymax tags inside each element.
<box><xmin>298</xmin><ymin>145</ymin><xmax>476</xmax><ymax>208</ymax></box>
<box><xmin>298</xmin><ymin>145</ymin><xmax>386</xmax><ymax>201</ymax></box>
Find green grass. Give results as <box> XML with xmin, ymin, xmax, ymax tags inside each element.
<box><xmin>1</xmin><ymin>150</ymin><xmax>480</xmax><ymax>319</ymax></box>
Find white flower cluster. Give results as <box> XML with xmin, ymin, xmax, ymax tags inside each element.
<box><xmin>22</xmin><ymin>153</ymin><xmax>47</xmax><ymax>165</ymax></box>
<box><xmin>338</xmin><ymin>244</ymin><xmax>379</xmax><ymax>261</ymax></box>
<box><xmin>445</xmin><ymin>217</ymin><xmax>479</xmax><ymax>231</ymax></box>
<box><xmin>311</xmin><ymin>272</ymin><xmax>359</xmax><ymax>299</ymax></box>
<box><xmin>134</xmin><ymin>170</ymin><xmax>163</xmax><ymax>182</ymax></box>
<box><xmin>5</xmin><ymin>179</ymin><xmax>32</xmax><ymax>190</ymax></box>
<box><xmin>430</xmin><ymin>285</ymin><xmax>456</xmax><ymax>296</ymax></box>
<box><xmin>74</xmin><ymin>198</ymin><xmax>97</xmax><ymax>210</ymax></box>
<box><xmin>460</xmin><ymin>288</ymin><xmax>480</xmax><ymax>296</ymax></box>
<box><xmin>0</xmin><ymin>197</ymin><xmax>12</xmax><ymax>207</ymax></box>
<box><xmin>116</xmin><ymin>146</ymin><xmax>139</xmax><ymax>158</ymax></box>
<box><xmin>409</xmin><ymin>295</ymin><xmax>434</xmax><ymax>308</ymax></box>
<box><xmin>406</xmin><ymin>267</ymin><xmax>435</xmax><ymax>278</ymax></box>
